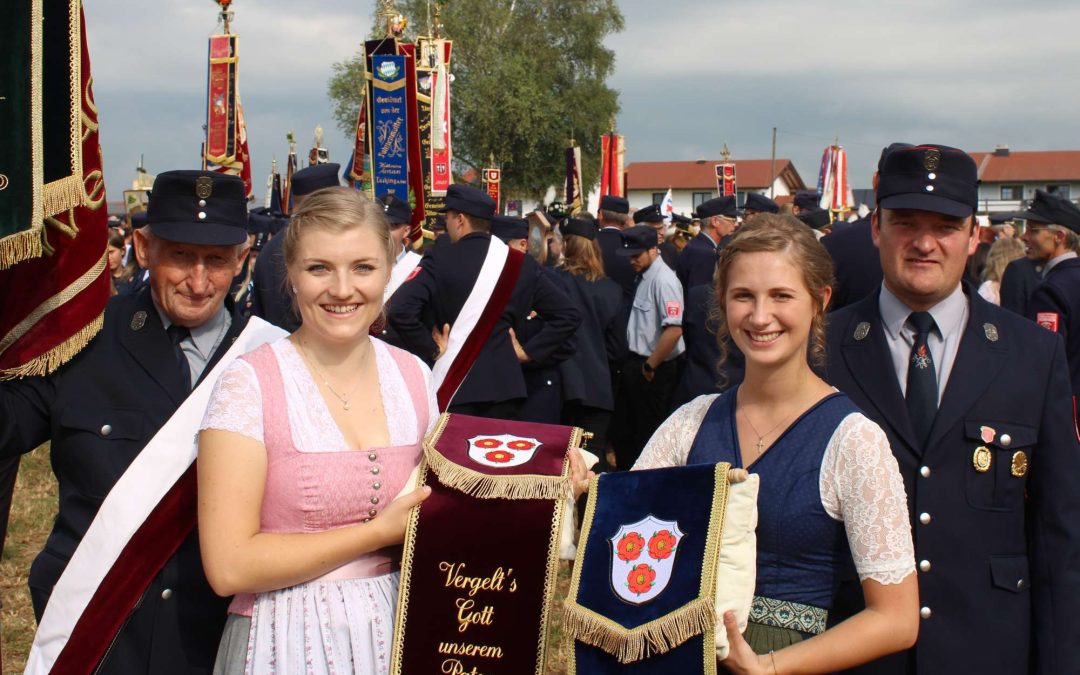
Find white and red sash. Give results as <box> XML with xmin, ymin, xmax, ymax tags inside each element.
<box><xmin>25</xmin><ymin>317</ymin><xmax>287</xmax><ymax>675</ymax></box>
<box><xmin>385</xmin><ymin>249</ymin><xmax>423</xmax><ymax>302</ymax></box>
<box><xmin>431</xmin><ymin>236</ymin><xmax>524</xmax><ymax>409</ymax></box>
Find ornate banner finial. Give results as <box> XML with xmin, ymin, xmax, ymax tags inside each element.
<box><xmin>720</xmin><ymin>143</ymin><xmax>732</xmax><ymax>163</ymax></box>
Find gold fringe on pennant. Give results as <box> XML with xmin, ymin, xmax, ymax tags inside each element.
<box><xmin>422</xmin><ymin>444</ymin><xmax>572</xmax><ymax>501</ymax></box>
<box><xmin>42</xmin><ymin>175</ymin><xmax>86</xmax><ymax>218</ymax></box>
<box><xmin>0</xmin><ymin>311</ymin><xmax>102</xmax><ymax>380</ymax></box>
<box><xmin>0</xmin><ymin>226</ymin><xmax>44</xmax><ymax>269</ymax></box>
<box><xmin>562</xmin><ymin>597</ymin><xmax>716</xmax><ymax>664</ymax></box>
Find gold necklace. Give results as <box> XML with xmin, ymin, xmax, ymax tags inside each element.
<box><xmin>298</xmin><ymin>340</ymin><xmax>368</xmax><ymax>411</ymax></box>
<box><xmin>739</xmin><ymin>405</ymin><xmax>800</xmax><ymax>455</ymax></box>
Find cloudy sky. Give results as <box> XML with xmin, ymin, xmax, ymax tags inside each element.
<box><xmin>84</xmin><ymin>0</ymin><xmax>1080</xmax><ymax>205</ymax></box>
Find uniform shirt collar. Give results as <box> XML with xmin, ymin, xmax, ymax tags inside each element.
<box><xmin>879</xmin><ymin>282</ymin><xmax>966</xmax><ymax>341</ymax></box>
<box><xmin>641</xmin><ymin>255</ymin><xmax>666</xmax><ymax>281</ymax></box>
<box><xmin>1043</xmin><ymin>250</ymin><xmax>1077</xmax><ymax>277</ymax></box>
<box><xmin>153</xmin><ymin>296</ymin><xmax>229</xmax><ymax>359</ymax></box>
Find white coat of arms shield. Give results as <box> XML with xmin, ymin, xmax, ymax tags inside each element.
<box><xmin>466</xmin><ymin>434</ymin><xmax>542</xmax><ymax>468</ymax></box>
<box><xmin>609</xmin><ymin>515</ymin><xmax>684</xmax><ymax>605</ymax></box>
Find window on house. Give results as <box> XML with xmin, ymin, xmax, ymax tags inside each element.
<box><xmin>1000</xmin><ymin>185</ymin><xmax>1023</xmax><ymax>200</ymax></box>
<box><xmin>692</xmin><ymin>192</ymin><xmax>712</xmax><ymax>208</ymax></box>
<box><xmin>1047</xmin><ymin>184</ymin><xmax>1071</xmax><ymax>199</ymax></box>
<box><xmin>652</xmin><ymin>193</ymin><xmax>666</xmax><ymax>205</ymax></box>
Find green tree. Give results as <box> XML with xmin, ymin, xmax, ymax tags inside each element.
<box><xmin>327</xmin><ymin>0</ymin><xmax>623</xmax><ymax>201</ymax></box>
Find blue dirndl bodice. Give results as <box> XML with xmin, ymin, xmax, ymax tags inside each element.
<box><xmin>686</xmin><ymin>387</ymin><xmax>860</xmax><ymax>610</ymax></box>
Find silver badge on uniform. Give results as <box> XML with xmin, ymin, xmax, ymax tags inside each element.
<box><xmin>130</xmin><ymin>310</ymin><xmax>147</xmax><ymax>331</ymax></box>
<box><xmin>854</xmin><ymin>322</ymin><xmax>870</xmax><ymax>341</ymax></box>
<box><xmin>195</xmin><ymin>176</ymin><xmax>213</xmax><ymax>200</ymax></box>
<box><xmin>983</xmin><ymin>323</ymin><xmax>999</xmax><ymax>342</ymax></box>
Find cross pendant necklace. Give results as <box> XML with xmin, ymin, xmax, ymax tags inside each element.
<box><xmin>740</xmin><ymin>405</ymin><xmax>798</xmax><ymax>457</ymax></box>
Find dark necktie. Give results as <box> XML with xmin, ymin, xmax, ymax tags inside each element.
<box><xmin>905</xmin><ymin>311</ymin><xmax>938</xmax><ymax>446</ymax></box>
<box><xmin>166</xmin><ymin>324</ymin><xmax>192</xmax><ymax>392</ymax></box>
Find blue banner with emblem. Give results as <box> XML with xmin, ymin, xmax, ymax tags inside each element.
<box><xmin>371</xmin><ymin>54</ymin><xmax>409</xmax><ymax>199</ymax></box>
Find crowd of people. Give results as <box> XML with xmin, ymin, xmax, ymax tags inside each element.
<box><xmin>2</xmin><ymin>140</ymin><xmax>1080</xmax><ymax>674</ymax></box>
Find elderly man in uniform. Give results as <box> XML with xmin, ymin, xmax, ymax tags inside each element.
<box><xmin>388</xmin><ymin>184</ymin><xmax>579</xmax><ymax>420</ymax></box>
<box><xmin>609</xmin><ymin>225</ymin><xmax>685</xmax><ymax>470</ymax></box>
<box><xmin>250</xmin><ymin>162</ymin><xmax>340</xmax><ymax>331</ymax></box>
<box><xmin>675</xmin><ymin>195</ymin><xmax>736</xmax><ymax>295</ymax></box>
<box><xmin>1022</xmin><ymin>189</ymin><xmax>1080</xmax><ymax>405</ymax></box>
<box><xmin>825</xmin><ymin>144</ymin><xmax>1080</xmax><ymax>674</ymax></box>
<box><xmin>0</xmin><ymin>171</ymin><xmax>253</xmax><ymax>673</ymax></box>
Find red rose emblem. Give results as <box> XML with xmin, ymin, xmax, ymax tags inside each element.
<box><xmin>506</xmin><ymin>439</ymin><xmax>536</xmax><ymax>451</ymax></box>
<box><xmin>474</xmin><ymin>438</ymin><xmax>502</xmax><ymax>449</ymax></box>
<box><xmin>648</xmin><ymin>530</ymin><xmax>677</xmax><ymax>560</ymax></box>
<box><xmin>485</xmin><ymin>450</ymin><xmax>514</xmax><ymax>463</ymax></box>
<box><xmin>616</xmin><ymin>532</ymin><xmax>645</xmax><ymax>562</ymax></box>
<box><xmin>626</xmin><ymin>564</ymin><xmax>656</xmax><ymax>595</ymax></box>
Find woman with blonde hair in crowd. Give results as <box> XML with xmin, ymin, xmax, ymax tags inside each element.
<box><xmin>634</xmin><ymin>214</ymin><xmax>918</xmax><ymax>673</ymax></box>
<box><xmin>978</xmin><ymin>237</ymin><xmax>1026</xmax><ymax>305</ymax></box>
<box><xmin>198</xmin><ymin>187</ymin><xmax>435</xmax><ymax>673</ymax></box>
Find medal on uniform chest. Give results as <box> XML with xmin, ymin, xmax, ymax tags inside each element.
<box><xmin>1010</xmin><ymin>451</ymin><xmax>1029</xmax><ymax>478</ymax></box>
<box><xmin>972</xmin><ymin>446</ymin><xmax>992</xmax><ymax>473</ymax></box>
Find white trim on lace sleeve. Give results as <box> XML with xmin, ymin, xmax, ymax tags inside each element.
<box><xmin>820</xmin><ymin>412</ymin><xmax>916</xmax><ymax>585</ymax></box>
<box><xmin>632</xmin><ymin>394</ymin><xmax>720</xmax><ymax>470</ymax></box>
<box><xmin>199</xmin><ymin>358</ymin><xmax>264</xmax><ymax>443</ymax></box>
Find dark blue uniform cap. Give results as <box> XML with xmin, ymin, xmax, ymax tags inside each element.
<box><xmin>616</xmin><ymin>225</ymin><xmax>660</xmax><ymax>256</ymax></box>
<box><xmin>599</xmin><ymin>195</ymin><xmax>630</xmax><ymax>214</ymax></box>
<box><xmin>252</xmin><ymin>230</ymin><xmax>270</xmax><ymax>252</ymax></box>
<box><xmin>794</xmin><ymin>191</ymin><xmax>822</xmax><ymax>211</ymax></box>
<box><xmin>491</xmin><ymin>215</ymin><xmax>529</xmax><ymax>242</ymax></box>
<box><xmin>798</xmin><ymin>209</ymin><xmax>831</xmax><ymax>230</ymax></box>
<box><xmin>696</xmin><ymin>196</ymin><xmax>737</xmax><ymax>219</ymax></box>
<box><xmin>1018</xmin><ymin>189</ymin><xmax>1080</xmax><ymax>233</ymax></box>
<box><xmin>438</xmin><ymin>184</ymin><xmax>496</xmax><ymax>220</ymax></box>
<box><xmin>247</xmin><ymin>211</ymin><xmax>270</xmax><ymax>235</ymax></box>
<box><xmin>146</xmin><ymin>170</ymin><xmax>248</xmax><ymax>246</ymax></box>
<box><xmin>561</xmin><ymin>217</ymin><xmax>599</xmax><ymax>240</ymax></box>
<box><xmin>291</xmin><ymin>163</ymin><xmax>341</xmax><ymax>197</ymax></box>
<box><xmin>130</xmin><ymin>210</ymin><xmax>148</xmax><ymax>229</ymax></box>
<box><xmin>633</xmin><ymin>204</ymin><xmax>664</xmax><ymax>224</ymax></box>
<box><xmin>432</xmin><ymin>214</ymin><xmax>447</xmax><ymax>232</ymax></box>
<box><xmin>742</xmin><ymin>193</ymin><xmax>779</xmax><ymax>214</ymax></box>
<box><xmin>377</xmin><ymin>192</ymin><xmax>412</xmax><ymax>225</ymax></box>
<box><xmin>877</xmin><ymin>144</ymin><xmax>978</xmax><ymax>218</ymax></box>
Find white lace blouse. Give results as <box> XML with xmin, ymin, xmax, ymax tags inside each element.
<box><xmin>634</xmin><ymin>394</ymin><xmax>916</xmax><ymax>586</ymax></box>
<box><xmin>200</xmin><ymin>337</ymin><xmax>439</xmax><ymax>450</ymax></box>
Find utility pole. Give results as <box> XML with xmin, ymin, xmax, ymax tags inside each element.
<box><xmin>769</xmin><ymin>127</ymin><xmax>777</xmax><ymax>199</ymax></box>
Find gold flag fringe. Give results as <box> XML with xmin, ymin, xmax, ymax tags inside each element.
<box><xmin>42</xmin><ymin>175</ymin><xmax>86</xmax><ymax>218</ymax></box>
<box><xmin>0</xmin><ymin>226</ymin><xmax>44</xmax><ymax>270</ymax></box>
<box><xmin>422</xmin><ymin>445</ymin><xmax>572</xmax><ymax>501</ymax></box>
<box><xmin>562</xmin><ymin>596</ymin><xmax>716</xmax><ymax>664</ymax></box>
<box><xmin>0</xmin><ymin>311</ymin><xmax>102</xmax><ymax>380</ymax></box>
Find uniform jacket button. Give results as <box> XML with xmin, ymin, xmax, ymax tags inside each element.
<box><xmin>920</xmin><ymin>606</ymin><xmax>932</xmax><ymax>619</ymax></box>
<box><xmin>161</xmin><ymin>588</ymin><xmax>173</xmax><ymax>600</ymax></box>
<box><xmin>920</xmin><ymin>466</ymin><xmax>931</xmax><ymax>478</ymax></box>
<box><xmin>100</xmin><ymin>424</ymin><xmax>112</xmax><ymax>437</ymax></box>
<box><xmin>919</xmin><ymin>512</ymin><xmax>932</xmax><ymax>525</ymax></box>
<box><xmin>1000</xmin><ymin>433</ymin><xmax>1012</xmax><ymax>447</ymax></box>
<box><xmin>919</xmin><ymin>560</ymin><xmax>932</xmax><ymax>572</ymax></box>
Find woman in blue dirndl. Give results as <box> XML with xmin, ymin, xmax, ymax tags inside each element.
<box><xmin>634</xmin><ymin>214</ymin><xmax>918</xmax><ymax>674</ymax></box>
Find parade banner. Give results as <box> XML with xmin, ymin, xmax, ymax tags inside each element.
<box><xmin>563</xmin><ymin>464</ymin><xmax>759</xmax><ymax>674</ymax></box>
<box><xmin>204</xmin><ymin>34</ymin><xmax>237</xmax><ymax>165</ymax></box>
<box><xmin>0</xmin><ymin>1</ymin><xmax>110</xmax><ymax>378</ymax></box>
<box><xmin>566</xmin><ymin>144</ymin><xmax>584</xmax><ymax>215</ymax></box>
<box><xmin>399</xmin><ymin>42</ymin><xmax>426</xmax><ymax>244</ymax></box>
<box><xmin>350</xmin><ymin>89</ymin><xmax>368</xmax><ymax>183</ymax></box>
<box><xmin>600</xmin><ymin>133</ymin><xmax>625</xmax><ymax>198</ymax></box>
<box><xmin>484</xmin><ymin>167</ymin><xmax>501</xmax><ymax>211</ymax></box>
<box><xmin>429</xmin><ymin>39</ymin><xmax>453</xmax><ymax>195</ymax></box>
<box><xmin>391</xmin><ymin>413</ymin><xmax>583</xmax><ymax>675</ymax></box>
<box><xmin>369</xmin><ymin>53</ymin><xmax>409</xmax><ymax>199</ymax></box>
<box><xmin>282</xmin><ymin>133</ymin><xmax>297</xmax><ymax>213</ymax></box>
<box><xmin>715</xmin><ymin>163</ymin><xmax>736</xmax><ymax>198</ymax></box>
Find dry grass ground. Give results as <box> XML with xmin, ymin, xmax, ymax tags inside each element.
<box><xmin>0</xmin><ymin>447</ymin><xmax>577</xmax><ymax>673</ymax></box>
<box><xmin>1</xmin><ymin>444</ymin><xmax>55</xmax><ymax>674</ymax></box>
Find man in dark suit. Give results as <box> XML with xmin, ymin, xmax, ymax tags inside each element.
<box><xmin>388</xmin><ymin>185</ymin><xmax>579</xmax><ymax>420</ymax></box>
<box><xmin>0</xmin><ymin>171</ymin><xmax>253</xmax><ymax>673</ymax></box>
<box><xmin>675</xmin><ymin>196</ymin><xmax>736</xmax><ymax>295</ymax></box>
<box><xmin>1022</xmin><ymin>190</ymin><xmax>1080</xmax><ymax>404</ymax></box>
<box><xmin>250</xmin><ymin>163</ymin><xmax>341</xmax><ymax>331</ymax></box>
<box><xmin>825</xmin><ymin>144</ymin><xmax>1080</xmax><ymax>674</ymax></box>
<box><xmin>821</xmin><ymin>215</ymin><xmax>882</xmax><ymax>311</ymax></box>
<box><xmin>998</xmin><ymin>255</ymin><xmax>1041</xmax><ymax>316</ymax></box>
<box><xmin>595</xmin><ymin>195</ymin><xmax>634</xmax><ymax>295</ymax></box>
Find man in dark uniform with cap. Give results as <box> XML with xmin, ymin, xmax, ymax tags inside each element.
<box><xmin>251</xmin><ymin>163</ymin><xmax>340</xmax><ymax>331</ymax></box>
<box><xmin>633</xmin><ymin>204</ymin><xmax>679</xmax><ymax>269</ymax></box>
<box><xmin>0</xmin><ymin>171</ymin><xmax>254</xmax><ymax>673</ymax></box>
<box><xmin>825</xmin><ymin>144</ymin><xmax>1080</xmax><ymax>674</ymax></box>
<box><xmin>675</xmin><ymin>196</ymin><xmax>736</xmax><ymax>295</ymax></box>
<box><xmin>609</xmin><ymin>225</ymin><xmax>684</xmax><ymax>469</ymax></box>
<box><xmin>741</xmin><ymin>192</ymin><xmax>779</xmax><ymax>222</ymax></box>
<box><xmin>388</xmin><ymin>185</ymin><xmax>579</xmax><ymax>420</ymax></box>
<box><xmin>596</xmin><ymin>195</ymin><xmax>635</xmax><ymax>296</ymax></box>
<box><xmin>1022</xmin><ymin>190</ymin><xmax>1080</xmax><ymax>405</ymax></box>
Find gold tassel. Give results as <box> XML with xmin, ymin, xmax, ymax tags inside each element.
<box><xmin>562</xmin><ymin>596</ymin><xmax>716</xmax><ymax>664</ymax></box>
<box><xmin>0</xmin><ymin>312</ymin><xmax>103</xmax><ymax>380</ymax></box>
<box><xmin>0</xmin><ymin>226</ymin><xmax>44</xmax><ymax>270</ymax></box>
<box><xmin>42</xmin><ymin>175</ymin><xmax>86</xmax><ymax>218</ymax></box>
<box><xmin>423</xmin><ymin>445</ymin><xmax>572</xmax><ymax>501</ymax></box>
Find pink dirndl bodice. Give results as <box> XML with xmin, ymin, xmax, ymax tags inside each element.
<box><xmin>228</xmin><ymin>341</ymin><xmax>428</xmax><ymax>617</ymax></box>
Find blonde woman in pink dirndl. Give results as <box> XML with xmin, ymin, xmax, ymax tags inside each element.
<box><xmin>197</xmin><ymin>187</ymin><xmax>436</xmax><ymax>674</ymax></box>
